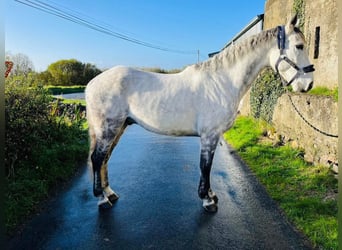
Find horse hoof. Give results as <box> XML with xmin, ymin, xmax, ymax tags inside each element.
<box><xmin>107</xmin><ymin>193</ymin><xmax>119</xmax><ymax>204</ymax></box>
<box><xmin>202</xmin><ymin>196</ymin><xmax>218</xmax><ymax>213</ymax></box>
<box><xmin>203</xmin><ymin>203</ymin><xmax>218</xmax><ymax>213</ymax></box>
<box><xmin>208</xmin><ymin>189</ymin><xmax>218</xmax><ymax>204</ymax></box>
<box><xmin>98</xmin><ymin>195</ymin><xmax>112</xmax><ymax>209</ymax></box>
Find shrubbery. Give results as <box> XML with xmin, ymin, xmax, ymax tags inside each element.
<box><xmin>5</xmin><ymin>81</ymin><xmax>52</xmax><ymax>176</ymax></box>
<box><xmin>5</xmin><ymin>79</ymin><xmax>89</xmax><ymax>234</ymax></box>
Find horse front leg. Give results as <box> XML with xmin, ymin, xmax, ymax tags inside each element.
<box><xmin>198</xmin><ymin>134</ymin><xmax>219</xmax><ymax>213</ymax></box>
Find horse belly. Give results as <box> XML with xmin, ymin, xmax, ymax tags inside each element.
<box><xmin>128</xmin><ymin>96</ymin><xmax>198</xmax><ymax>136</ymax></box>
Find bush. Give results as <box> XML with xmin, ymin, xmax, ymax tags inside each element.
<box><xmin>5</xmin><ymin>82</ymin><xmax>53</xmax><ymax>177</ymax></box>
<box><xmin>5</xmin><ymin>79</ymin><xmax>89</xmax><ymax>234</ymax></box>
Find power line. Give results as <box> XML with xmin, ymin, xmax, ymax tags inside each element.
<box><xmin>15</xmin><ymin>0</ymin><xmax>198</xmax><ymax>55</ymax></box>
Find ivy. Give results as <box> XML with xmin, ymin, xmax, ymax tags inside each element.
<box><xmin>293</xmin><ymin>0</ymin><xmax>305</xmax><ymax>31</ymax></box>
<box><xmin>250</xmin><ymin>67</ymin><xmax>285</xmax><ymax>123</ymax></box>
<box><xmin>249</xmin><ymin>0</ymin><xmax>305</xmax><ymax>124</ymax></box>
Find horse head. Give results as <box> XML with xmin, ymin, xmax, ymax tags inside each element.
<box><xmin>270</xmin><ymin>15</ymin><xmax>314</xmax><ymax>92</ymax></box>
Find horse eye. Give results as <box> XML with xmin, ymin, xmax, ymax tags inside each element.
<box><xmin>296</xmin><ymin>44</ymin><xmax>304</xmax><ymax>50</ymax></box>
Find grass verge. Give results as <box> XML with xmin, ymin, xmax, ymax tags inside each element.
<box><xmin>223</xmin><ymin>116</ymin><xmax>338</xmax><ymax>249</ymax></box>
<box><xmin>55</xmin><ymin>97</ymin><xmax>86</xmax><ymax>106</ymax></box>
<box><xmin>5</xmin><ymin>120</ymin><xmax>89</xmax><ymax>236</ymax></box>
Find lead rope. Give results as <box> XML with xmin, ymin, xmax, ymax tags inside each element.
<box><xmin>287</xmin><ymin>93</ymin><xmax>338</xmax><ymax>138</ymax></box>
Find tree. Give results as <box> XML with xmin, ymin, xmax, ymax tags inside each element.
<box><xmin>6</xmin><ymin>52</ymin><xmax>34</xmax><ymax>76</ymax></box>
<box><xmin>47</xmin><ymin>59</ymin><xmax>101</xmax><ymax>86</ymax></box>
<box><xmin>82</xmin><ymin>63</ymin><xmax>102</xmax><ymax>84</ymax></box>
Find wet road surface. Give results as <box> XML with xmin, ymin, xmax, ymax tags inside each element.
<box><xmin>7</xmin><ymin>125</ymin><xmax>312</xmax><ymax>249</ymax></box>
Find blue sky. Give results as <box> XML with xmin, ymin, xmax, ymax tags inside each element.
<box><xmin>6</xmin><ymin>0</ymin><xmax>266</xmax><ymax>71</ymax></box>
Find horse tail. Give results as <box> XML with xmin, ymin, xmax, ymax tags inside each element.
<box><xmin>87</xmin><ymin>122</ymin><xmax>96</xmax><ymax>179</ymax></box>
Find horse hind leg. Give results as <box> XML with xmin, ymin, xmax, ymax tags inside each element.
<box><xmin>90</xmin><ymin>119</ymin><xmax>127</xmax><ymax>209</ymax></box>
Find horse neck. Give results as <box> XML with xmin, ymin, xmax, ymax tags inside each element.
<box><xmin>199</xmin><ymin>29</ymin><xmax>278</xmax><ymax>100</ymax></box>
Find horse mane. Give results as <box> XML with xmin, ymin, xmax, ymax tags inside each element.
<box><xmin>191</xmin><ymin>27</ymin><xmax>278</xmax><ymax>72</ymax></box>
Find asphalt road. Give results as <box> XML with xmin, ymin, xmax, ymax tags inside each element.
<box><xmin>6</xmin><ymin>125</ymin><xmax>312</xmax><ymax>250</ymax></box>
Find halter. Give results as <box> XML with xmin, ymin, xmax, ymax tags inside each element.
<box><xmin>275</xmin><ymin>26</ymin><xmax>315</xmax><ymax>86</ymax></box>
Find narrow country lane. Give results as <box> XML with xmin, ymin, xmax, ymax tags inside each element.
<box><xmin>6</xmin><ymin>125</ymin><xmax>312</xmax><ymax>250</ymax></box>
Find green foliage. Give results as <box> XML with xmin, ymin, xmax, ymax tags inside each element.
<box><xmin>45</xmin><ymin>85</ymin><xmax>86</xmax><ymax>95</ymax></box>
<box><xmin>46</xmin><ymin>59</ymin><xmax>101</xmax><ymax>86</ymax></box>
<box><xmin>5</xmin><ymin>72</ymin><xmax>41</xmax><ymax>87</ymax></box>
<box><xmin>58</xmin><ymin>98</ymin><xmax>86</xmax><ymax>106</ymax></box>
<box><xmin>293</xmin><ymin>0</ymin><xmax>305</xmax><ymax>31</ymax></box>
<box><xmin>5</xmin><ymin>81</ymin><xmax>53</xmax><ymax>176</ymax></box>
<box><xmin>250</xmin><ymin>67</ymin><xmax>285</xmax><ymax>123</ymax></box>
<box><xmin>33</xmin><ymin>70</ymin><xmax>54</xmax><ymax>86</ymax></box>
<box><xmin>308</xmin><ymin>87</ymin><xmax>338</xmax><ymax>102</ymax></box>
<box><xmin>5</xmin><ymin>79</ymin><xmax>89</xmax><ymax>234</ymax></box>
<box><xmin>6</xmin><ymin>58</ymin><xmax>101</xmax><ymax>87</ymax></box>
<box><xmin>224</xmin><ymin>116</ymin><xmax>338</xmax><ymax>249</ymax></box>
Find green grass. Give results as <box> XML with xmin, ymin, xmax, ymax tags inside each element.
<box><xmin>308</xmin><ymin>87</ymin><xmax>338</xmax><ymax>102</ymax></box>
<box><xmin>54</xmin><ymin>97</ymin><xmax>86</xmax><ymax>106</ymax></box>
<box><xmin>47</xmin><ymin>85</ymin><xmax>86</xmax><ymax>105</ymax></box>
<box><xmin>45</xmin><ymin>85</ymin><xmax>86</xmax><ymax>95</ymax></box>
<box><xmin>224</xmin><ymin>116</ymin><xmax>338</xmax><ymax>249</ymax></box>
<box><xmin>5</xmin><ymin>120</ymin><xmax>89</xmax><ymax>235</ymax></box>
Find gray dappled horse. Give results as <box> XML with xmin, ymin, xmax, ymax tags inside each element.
<box><xmin>85</xmin><ymin>15</ymin><xmax>314</xmax><ymax>212</ymax></box>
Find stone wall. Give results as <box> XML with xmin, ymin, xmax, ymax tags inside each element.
<box><xmin>238</xmin><ymin>0</ymin><xmax>339</xmax><ymax>172</ymax></box>
<box><xmin>264</xmin><ymin>0</ymin><xmax>294</xmax><ymax>30</ymax></box>
<box><xmin>304</xmin><ymin>0</ymin><xmax>338</xmax><ymax>88</ymax></box>
<box><xmin>264</xmin><ymin>0</ymin><xmax>338</xmax><ymax>88</ymax></box>
<box><xmin>272</xmin><ymin>93</ymin><xmax>338</xmax><ymax>171</ymax></box>
<box><xmin>240</xmin><ymin>0</ymin><xmax>338</xmax><ymax>115</ymax></box>
<box><xmin>259</xmin><ymin>0</ymin><xmax>338</xmax><ymax>171</ymax></box>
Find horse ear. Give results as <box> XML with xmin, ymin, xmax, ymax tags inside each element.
<box><xmin>286</xmin><ymin>14</ymin><xmax>298</xmax><ymax>32</ymax></box>
<box><xmin>290</xmin><ymin>14</ymin><xmax>298</xmax><ymax>26</ymax></box>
